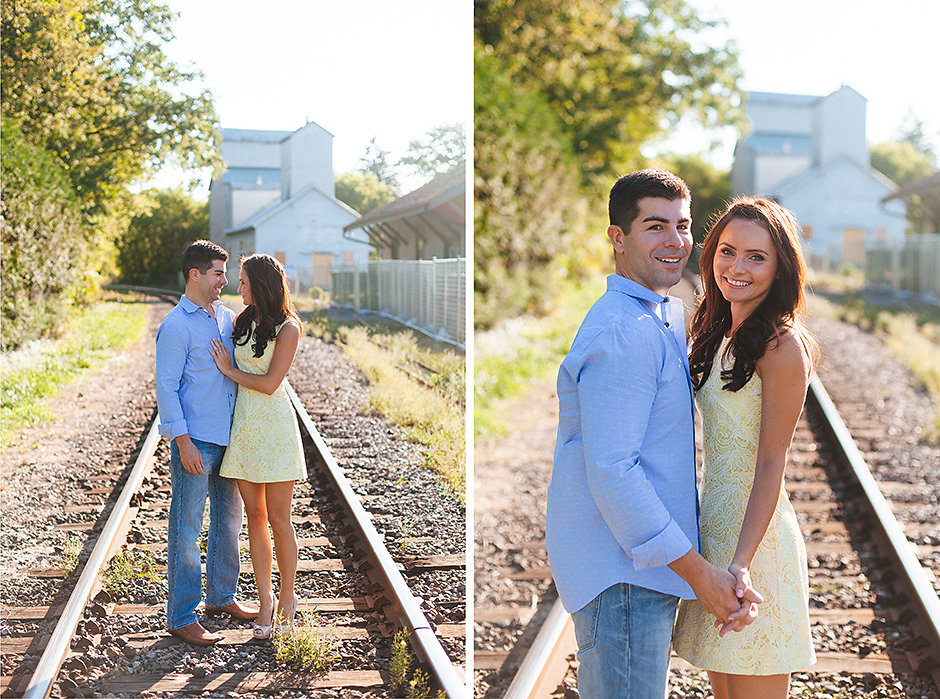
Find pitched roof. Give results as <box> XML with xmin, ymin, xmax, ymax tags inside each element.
<box><xmin>774</xmin><ymin>155</ymin><xmax>897</xmax><ymax>197</ymax></box>
<box><xmin>224</xmin><ymin>184</ymin><xmax>357</xmax><ymax>235</ymax></box>
<box><xmin>344</xmin><ymin>163</ymin><xmax>465</xmax><ymax>231</ymax></box>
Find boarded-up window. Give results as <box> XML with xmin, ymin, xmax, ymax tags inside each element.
<box><xmin>313</xmin><ymin>254</ymin><xmax>332</xmax><ymax>287</ymax></box>
<box><xmin>274</xmin><ymin>251</ymin><xmax>286</xmax><ymax>265</ymax></box>
<box><xmin>842</xmin><ymin>228</ymin><xmax>865</xmax><ymax>267</ymax></box>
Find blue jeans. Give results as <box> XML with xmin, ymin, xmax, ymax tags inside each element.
<box><xmin>571</xmin><ymin>583</ymin><xmax>679</xmax><ymax>699</ymax></box>
<box><xmin>166</xmin><ymin>438</ymin><xmax>242</xmax><ymax>630</ymax></box>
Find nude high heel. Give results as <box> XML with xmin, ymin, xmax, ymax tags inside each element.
<box><xmin>252</xmin><ymin>596</ymin><xmax>276</xmax><ymax>640</ymax></box>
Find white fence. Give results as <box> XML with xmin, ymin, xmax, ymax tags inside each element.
<box><xmin>332</xmin><ymin>258</ymin><xmax>466</xmax><ymax>346</ymax></box>
<box><xmin>866</xmin><ymin>235</ymin><xmax>940</xmax><ymax>301</ymax></box>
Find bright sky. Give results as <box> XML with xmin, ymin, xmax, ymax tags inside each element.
<box><xmin>156</xmin><ymin>0</ymin><xmax>937</xmax><ymax>195</ymax></box>
<box><xmin>156</xmin><ymin>0</ymin><xmax>471</xmax><ymax>195</ymax></box>
<box><xmin>649</xmin><ymin>0</ymin><xmax>940</xmax><ymax>168</ymax></box>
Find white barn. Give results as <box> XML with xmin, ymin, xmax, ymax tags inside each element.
<box><xmin>208</xmin><ymin>122</ymin><xmax>368</xmax><ymax>290</ymax></box>
<box><xmin>731</xmin><ymin>86</ymin><xmax>907</xmax><ymax>267</ymax></box>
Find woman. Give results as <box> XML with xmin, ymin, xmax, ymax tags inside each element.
<box><xmin>672</xmin><ymin>197</ymin><xmax>818</xmax><ymax>698</ymax></box>
<box><xmin>209</xmin><ymin>253</ymin><xmax>305</xmax><ymax>640</ymax></box>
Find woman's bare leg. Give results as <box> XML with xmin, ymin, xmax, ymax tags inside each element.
<box><xmin>237</xmin><ymin>479</ymin><xmax>275</xmax><ymax>626</ymax></box>
<box><xmin>708</xmin><ymin>671</ymin><xmax>730</xmax><ymax>699</ymax></box>
<box><xmin>266</xmin><ymin>480</ymin><xmax>298</xmax><ymax>621</ymax></box>
<box><xmin>710</xmin><ymin>671</ymin><xmax>790</xmax><ymax>699</ymax></box>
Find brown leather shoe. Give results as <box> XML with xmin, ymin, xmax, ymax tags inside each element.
<box><xmin>166</xmin><ymin>621</ymin><xmax>222</xmax><ymax>646</ymax></box>
<box><xmin>204</xmin><ymin>600</ymin><xmax>259</xmax><ymax>621</ymax></box>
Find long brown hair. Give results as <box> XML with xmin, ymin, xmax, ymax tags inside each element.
<box><xmin>232</xmin><ymin>254</ymin><xmax>301</xmax><ymax>357</ymax></box>
<box><xmin>689</xmin><ymin>197</ymin><xmax>818</xmax><ymax>392</ymax></box>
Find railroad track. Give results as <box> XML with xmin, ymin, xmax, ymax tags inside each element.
<box><xmin>2</xmin><ymin>289</ymin><xmax>466</xmax><ymax>698</ymax></box>
<box><xmin>475</xmin><ymin>374</ymin><xmax>940</xmax><ymax>697</ymax></box>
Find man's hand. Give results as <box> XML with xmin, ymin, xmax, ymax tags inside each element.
<box><xmin>176</xmin><ymin>435</ymin><xmax>205</xmax><ymax>475</ymax></box>
<box><xmin>669</xmin><ymin>549</ymin><xmax>763</xmax><ymax>625</ymax></box>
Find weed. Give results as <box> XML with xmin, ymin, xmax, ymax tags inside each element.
<box><xmin>817</xmin><ymin>292</ymin><xmax>940</xmax><ymax>442</ymax></box>
<box><xmin>272</xmin><ymin>608</ymin><xmax>337</xmax><ymax>672</ymax></box>
<box><xmin>101</xmin><ymin>548</ymin><xmax>161</xmax><ymax>594</ymax></box>
<box><xmin>408</xmin><ymin>669</ymin><xmax>430</xmax><ymax>698</ymax></box>
<box><xmin>389</xmin><ymin>628</ymin><xmax>412</xmax><ymax>692</ymax></box>
<box><xmin>53</xmin><ymin>534</ymin><xmax>82</xmax><ymax>577</ymax></box>
<box><xmin>342</xmin><ymin>326</ymin><xmax>465</xmax><ymax>495</ymax></box>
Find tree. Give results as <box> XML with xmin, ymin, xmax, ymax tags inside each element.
<box><xmin>1</xmin><ymin>0</ymin><xmax>219</xmax><ymax>345</ymax></box>
<box><xmin>475</xmin><ymin>0</ymin><xmax>742</xmax><ymax>185</ymax></box>
<box><xmin>1</xmin><ymin>119</ymin><xmax>89</xmax><ymax>349</ymax></box>
<box><xmin>474</xmin><ymin>42</ymin><xmax>585</xmax><ymax>327</ymax></box>
<box><xmin>897</xmin><ymin>111</ymin><xmax>937</xmax><ymax>161</ymax></box>
<box><xmin>116</xmin><ymin>189</ymin><xmax>208</xmax><ymax>286</ymax></box>
<box><xmin>360</xmin><ymin>137</ymin><xmax>400</xmax><ymax>193</ymax></box>
<box><xmin>871</xmin><ymin>139</ymin><xmax>936</xmax><ymax>233</ymax></box>
<box><xmin>871</xmin><ymin>141</ymin><xmax>935</xmax><ymax>187</ymax></box>
<box><xmin>398</xmin><ymin>124</ymin><xmax>466</xmax><ymax>183</ymax></box>
<box><xmin>334</xmin><ymin>171</ymin><xmax>396</xmax><ymax>215</ymax></box>
<box><xmin>474</xmin><ymin>0</ymin><xmax>743</xmax><ymax>327</ymax></box>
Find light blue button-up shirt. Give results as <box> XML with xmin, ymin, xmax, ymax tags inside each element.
<box><xmin>546</xmin><ymin>275</ymin><xmax>699</xmax><ymax>613</ymax></box>
<box><xmin>155</xmin><ymin>296</ymin><xmax>237</xmax><ymax>446</ymax></box>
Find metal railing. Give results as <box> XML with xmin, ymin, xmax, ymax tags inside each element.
<box><xmin>866</xmin><ymin>235</ymin><xmax>940</xmax><ymax>301</ymax></box>
<box><xmin>332</xmin><ymin>258</ymin><xmax>466</xmax><ymax>346</ymax></box>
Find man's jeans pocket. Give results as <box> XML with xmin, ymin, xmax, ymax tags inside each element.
<box><xmin>571</xmin><ymin>592</ymin><xmax>601</xmax><ymax>652</ymax></box>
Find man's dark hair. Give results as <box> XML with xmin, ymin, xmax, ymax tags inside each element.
<box><xmin>181</xmin><ymin>240</ymin><xmax>228</xmax><ymax>280</ymax></box>
<box><xmin>609</xmin><ymin>168</ymin><xmax>691</xmax><ymax>231</ymax></box>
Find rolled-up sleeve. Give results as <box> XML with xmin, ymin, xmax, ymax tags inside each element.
<box><xmin>577</xmin><ymin>323</ymin><xmax>693</xmax><ymax>569</ymax></box>
<box><xmin>155</xmin><ymin>319</ymin><xmax>188</xmax><ymax>440</ymax></box>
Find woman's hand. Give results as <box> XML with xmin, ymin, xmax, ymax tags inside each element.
<box><xmin>713</xmin><ymin>562</ymin><xmax>763</xmax><ymax>636</ymax></box>
<box><xmin>209</xmin><ymin>339</ymin><xmax>233</xmax><ymax>376</ymax></box>
<box><xmin>728</xmin><ymin>561</ymin><xmax>756</xmax><ymax>601</ymax></box>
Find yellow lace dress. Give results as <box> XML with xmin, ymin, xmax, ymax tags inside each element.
<box><xmin>673</xmin><ymin>336</ymin><xmax>815</xmax><ymax>674</ymax></box>
<box><xmin>219</xmin><ymin>321</ymin><xmax>306</xmax><ymax>483</ymax></box>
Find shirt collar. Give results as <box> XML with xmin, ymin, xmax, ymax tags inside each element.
<box><xmin>180</xmin><ymin>294</ymin><xmax>224</xmax><ymax>314</ymax></box>
<box><xmin>606</xmin><ymin>274</ymin><xmax>671</xmax><ymax>306</ymax></box>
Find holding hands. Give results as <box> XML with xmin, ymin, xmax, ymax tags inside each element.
<box><xmin>209</xmin><ymin>339</ymin><xmax>233</xmax><ymax>377</ymax></box>
<box><xmin>714</xmin><ymin>562</ymin><xmax>761</xmax><ymax>636</ymax></box>
<box><xmin>671</xmin><ymin>550</ymin><xmax>763</xmax><ymax>637</ymax></box>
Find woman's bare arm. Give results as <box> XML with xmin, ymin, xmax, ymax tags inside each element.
<box><xmin>731</xmin><ymin>329</ymin><xmax>810</xmax><ymax>571</ymax></box>
<box><xmin>209</xmin><ymin>322</ymin><xmax>300</xmax><ymax>395</ymax></box>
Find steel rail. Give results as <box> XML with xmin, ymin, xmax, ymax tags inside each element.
<box><xmin>104</xmin><ymin>283</ymin><xmax>182</xmax><ymax>302</ymax></box>
<box><xmin>503</xmin><ymin>597</ymin><xmax>574</xmax><ymax>699</ymax></box>
<box><xmin>807</xmin><ymin>374</ymin><xmax>940</xmax><ymax>654</ymax></box>
<box><xmin>503</xmin><ymin>374</ymin><xmax>940</xmax><ymax>696</ymax></box>
<box><xmin>103</xmin><ymin>285</ymin><xmax>466</xmax><ymax>693</ymax></box>
<box><xmin>286</xmin><ymin>384</ymin><xmax>466</xmax><ymax>698</ymax></box>
<box><xmin>23</xmin><ymin>418</ymin><xmax>161</xmax><ymax>699</ymax></box>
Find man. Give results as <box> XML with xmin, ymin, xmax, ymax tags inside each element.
<box><xmin>546</xmin><ymin>169</ymin><xmax>760</xmax><ymax>698</ymax></box>
<box><xmin>155</xmin><ymin>240</ymin><xmax>257</xmax><ymax>646</ymax></box>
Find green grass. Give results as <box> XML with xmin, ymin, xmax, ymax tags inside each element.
<box><xmin>272</xmin><ymin>608</ymin><xmax>337</xmax><ymax>671</ymax></box>
<box><xmin>1</xmin><ymin>299</ymin><xmax>148</xmax><ymax>446</ymax></box>
<box><xmin>474</xmin><ymin>278</ymin><xmax>604</xmax><ymax>437</ymax></box>
<box><xmin>812</xmin><ymin>292</ymin><xmax>940</xmax><ymax>441</ymax></box>
<box><xmin>101</xmin><ymin>547</ymin><xmax>161</xmax><ymax>594</ymax></box>
<box><xmin>341</xmin><ymin>326</ymin><xmax>465</xmax><ymax>494</ymax></box>
<box><xmin>306</xmin><ymin>312</ymin><xmax>466</xmax><ymax>495</ymax></box>
<box><xmin>388</xmin><ymin>628</ymin><xmax>412</xmax><ymax>692</ymax></box>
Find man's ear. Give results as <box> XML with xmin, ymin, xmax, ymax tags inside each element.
<box><xmin>607</xmin><ymin>225</ymin><xmax>626</xmax><ymax>254</ymax></box>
